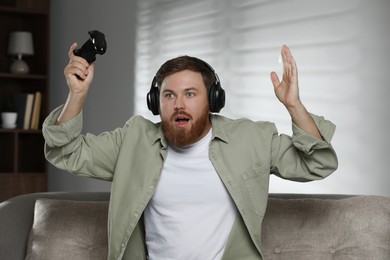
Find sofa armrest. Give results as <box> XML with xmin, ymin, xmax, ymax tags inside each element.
<box><xmin>0</xmin><ymin>192</ymin><xmax>110</xmax><ymax>260</ymax></box>
<box><xmin>262</xmin><ymin>195</ymin><xmax>390</xmax><ymax>259</ymax></box>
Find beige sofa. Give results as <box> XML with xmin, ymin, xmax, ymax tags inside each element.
<box><xmin>0</xmin><ymin>192</ymin><xmax>389</xmax><ymax>260</ymax></box>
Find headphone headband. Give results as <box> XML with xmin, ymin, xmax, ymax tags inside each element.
<box><xmin>146</xmin><ymin>57</ymin><xmax>225</xmax><ymax>115</ymax></box>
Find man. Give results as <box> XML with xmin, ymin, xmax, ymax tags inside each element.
<box><xmin>43</xmin><ymin>43</ymin><xmax>338</xmax><ymax>259</ymax></box>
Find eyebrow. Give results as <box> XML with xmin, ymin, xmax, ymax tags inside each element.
<box><xmin>162</xmin><ymin>87</ymin><xmax>199</xmax><ymax>93</ymax></box>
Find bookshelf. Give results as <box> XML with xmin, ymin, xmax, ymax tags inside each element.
<box><xmin>0</xmin><ymin>0</ymin><xmax>49</xmax><ymax>202</ymax></box>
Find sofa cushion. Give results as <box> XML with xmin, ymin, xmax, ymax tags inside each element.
<box><xmin>25</xmin><ymin>199</ymin><xmax>109</xmax><ymax>260</ymax></box>
<box><xmin>261</xmin><ymin>196</ymin><xmax>390</xmax><ymax>260</ymax></box>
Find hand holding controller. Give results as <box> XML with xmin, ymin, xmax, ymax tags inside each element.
<box><xmin>73</xmin><ymin>30</ymin><xmax>107</xmax><ymax>63</ymax></box>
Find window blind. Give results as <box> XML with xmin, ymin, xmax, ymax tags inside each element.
<box><xmin>134</xmin><ymin>0</ymin><xmax>359</xmax><ymax>132</ymax></box>
<box><xmin>133</xmin><ymin>0</ymin><xmax>390</xmax><ymax>195</ymax></box>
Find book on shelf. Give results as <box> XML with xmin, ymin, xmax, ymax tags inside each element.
<box><xmin>23</xmin><ymin>93</ymin><xmax>35</xmax><ymax>130</ymax></box>
<box><xmin>14</xmin><ymin>93</ymin><xmax>28</xmax><ymax>129</ymax></box>
<box><xmin>14</xmin><ymin>92</ymin><xmax>42</xmax><ymax>130</ymax></box>
<box><xmin>30</xmin><ymin>91</ymin><xmax>42</xmax><ymax>130</ymax></box>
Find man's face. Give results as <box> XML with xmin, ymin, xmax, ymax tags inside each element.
<box><xmin>159</xmin><ymin>69</ymin><xmax>212</xmax><ymax>148</ymax></box>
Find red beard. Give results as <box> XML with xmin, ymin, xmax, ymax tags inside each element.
<box><xmin>162</xmin><ymin>109</ymin><xmax>210</xmax><ymax>148</ymax></box>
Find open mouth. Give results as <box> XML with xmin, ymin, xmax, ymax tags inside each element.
<box><xmin>175</xmin><ymin>116</ymin><xmax>190</xmax><ymax>127</ymax></box>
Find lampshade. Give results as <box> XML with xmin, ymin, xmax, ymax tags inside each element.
<box><xmin>7</xmin><ymin>31</ymin><xmax>34</xmax><ymax>74</ymax></box>
<box><xmin>7</xmin><ymin>31</ymin><xmax>34</xmax><ymax>56</ymax></box>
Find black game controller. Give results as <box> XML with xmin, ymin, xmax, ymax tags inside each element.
<box><xmin>73</xmin><ymin>30</ymin><xmax>107</xmax><ymax>63</ymax></box>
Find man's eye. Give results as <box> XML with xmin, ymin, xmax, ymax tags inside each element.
<box><xmin>186</xmin><ymin>92</ymin><xmax>195</xmax><ymax>97</ymax></box>
<box><xmin>164</xmin><ymin>93</ymin><xmax>174</xmax><ymax>99</ymax></box>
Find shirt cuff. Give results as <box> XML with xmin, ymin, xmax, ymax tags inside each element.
<box><xmin>291</xmin><ymin>113</ymin><xmax>336</xmax><ymax>155</ymax></box>
<box><xmin>42</xmin><ymin>105</ymin><xmax>83</xmax><ymax>147</ymax></box>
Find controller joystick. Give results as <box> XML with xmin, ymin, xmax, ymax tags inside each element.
<box><xmin>73</xmin><ymin>30</ymin><xmax>107</xmax><ymax>63</ymax></box>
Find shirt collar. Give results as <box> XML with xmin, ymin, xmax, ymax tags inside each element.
<box><xmin>152</xmin><ymin>122</ymin><xmax>168</xmax><ymax>149</ymax></box>
<box><xmin>210</xmin><ymin>114</ymin><xmax>229</xmax><ymax>144</ymax></box>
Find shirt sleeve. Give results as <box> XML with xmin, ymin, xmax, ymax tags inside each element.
<box><xmin>291</xmin><ymin>113</ymin><xmax>336</xmax><ymax>155</ymax></box>
<box><xmin>271</xmin><ymin>114</ymin><xmax>338</xmax><ymax>182</ymax></box>
<box><xmin>42</xmin><ymin>105</ymin><xmax>122</xmax><ymax>181</ymax></box>
<box><xmin>42</xmin><ymin>105</ymin><xmax>83</xmax><ymax>148</ymax></box>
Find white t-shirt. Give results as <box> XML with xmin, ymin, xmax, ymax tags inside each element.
<box><xmin>144</xmin><ymin>129</ymin><xmax>237</xmax><ymax>260</ymax></box>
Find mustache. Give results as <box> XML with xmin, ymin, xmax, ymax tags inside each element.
<box><xmin>171</xmin><ymin>111</ymin><xmax>192</xmax><ymax>120</ymax></box>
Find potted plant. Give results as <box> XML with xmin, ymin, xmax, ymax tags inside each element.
<box><xmin>1</xmin><ymin>98</ymin><xmax>18</xmax><ymax>129</ymax></box>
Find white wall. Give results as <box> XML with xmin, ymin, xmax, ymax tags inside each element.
<box><xmin>134</xmin><ymin>0</ymin><xmax>390</xmax><ymax>196</ymax></box>
<box><xmin>268</xmin><ymin>0</ymin><xmax>390</xmax><ymax>196</ymax></box>
<box><xmin>49</xmin><ymin>0</ymin><xmax>390</xmax><ymax>196</ymax></box>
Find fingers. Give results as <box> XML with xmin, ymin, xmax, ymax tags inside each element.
<box><xmin>271</xmin><ymin>45</ymin><xmax>298</xmax><ymax>87</ymax></box>
<box><xmin>65</xmin><ymin>43</ymin><xmax>90</xmax><ymax>80</ymax></box>
<box><xmin>64</xmin><ymin>60</ymin><xmax>89</xmax><ymax>80</ymax></box>
<box><xmin>281</xmin><ymin>45</ymin><xmax>297</xmax><ymax>78</ymax></box>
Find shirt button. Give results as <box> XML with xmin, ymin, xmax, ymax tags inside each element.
<box><xmin>329</xmin><ymin>248</ymin><xmax>336</xmax><ymax>254</ymax></box>
<box><xmin>121</xmin><ymin>243</ymin><xmax>125</xmax><ymax>248</ymax></box>
<box><xmin>274</xmin><ymin>247</ymin><xmax>281</xmax><ymax>254</ymax></box>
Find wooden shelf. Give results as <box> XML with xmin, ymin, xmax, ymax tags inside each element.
<box><xmin>0</xmin><ymin>72</ymin><xmax>47</xmax><ymax>80</ymax></box>
<box><xmin>0</xmin><ymin>0</ymin><xmax>49</xmax><ymax>202</ymax></box>
<box><xmin>0</xmin><ymin>0</ymin><xmax>49</xmax><ymax>14</ymax></box>
<box><xmin>0</xmin><ymin>128</ymin><xmax>42</xmax><ymax>133</ymax></box>
<box><xmin>0</xmin><ymin>6</ymin><xmax>48</xmax><ymax>15</ymax></box>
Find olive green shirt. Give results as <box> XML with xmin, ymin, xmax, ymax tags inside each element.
<box><xmin>43</xmin><ymin>106</ymin><xmax>338</xmax><ymax>260</ymax></box>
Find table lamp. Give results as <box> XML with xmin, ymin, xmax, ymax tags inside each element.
<box><xmin>7</xmin><ymin>31</ymin><xmax>34</xmax><ymax>74</ymax></box>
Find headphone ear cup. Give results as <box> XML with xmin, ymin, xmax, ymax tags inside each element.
<box><xmin>147</xmin><ymin>77</ymin><xmax>160</xmax><ymax>115</ymax></box>
<box><xmin>209</xmin><ymin>82</ymin><xmax>225</xmax><ymax>113</ymax></box>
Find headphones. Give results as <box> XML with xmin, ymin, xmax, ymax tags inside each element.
<box><xmin>146</xmin><ymin>59</ymin><xmax>225</xmax><ymax>115</ymax></box>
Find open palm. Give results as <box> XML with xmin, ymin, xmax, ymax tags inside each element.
<box><xmin>270</xmin><ymin>45</ymin><xmax>300</xmax><ymax>109</ymax></box>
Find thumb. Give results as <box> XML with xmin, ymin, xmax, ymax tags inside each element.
<box><xmin>68</xmin><ymin>42</ymin><xmax>78</xmax><ymax>59</ymax></box>
<box><xmin>270</xmin><ymin>72</ymin><xmax>280</xmax><ymax>89</ymax></box>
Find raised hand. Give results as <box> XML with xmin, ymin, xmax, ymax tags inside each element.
<box><xmin>270</xmin><ymin>45</ymin><xmax>323</xmax><ymax>140</ymax></box>
<box><xmin>270</xmin><ymin>45</ymin><xmax>300</xmax><ymax>109</ymax></box>
<box><xmin>64</xmin><ymin>42</ymin><xmax>95</xmax><ymax>95</ymax></box>
<box><xmin>56</xmin><ymin>43</ymin><xmax>95</xmax><ymax>125</ymax></box>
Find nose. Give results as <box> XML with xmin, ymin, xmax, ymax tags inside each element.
<box><xmin>174</xmin><ymin>95</ymin><xmax>185</xmax><ymax>110</ymax></box>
